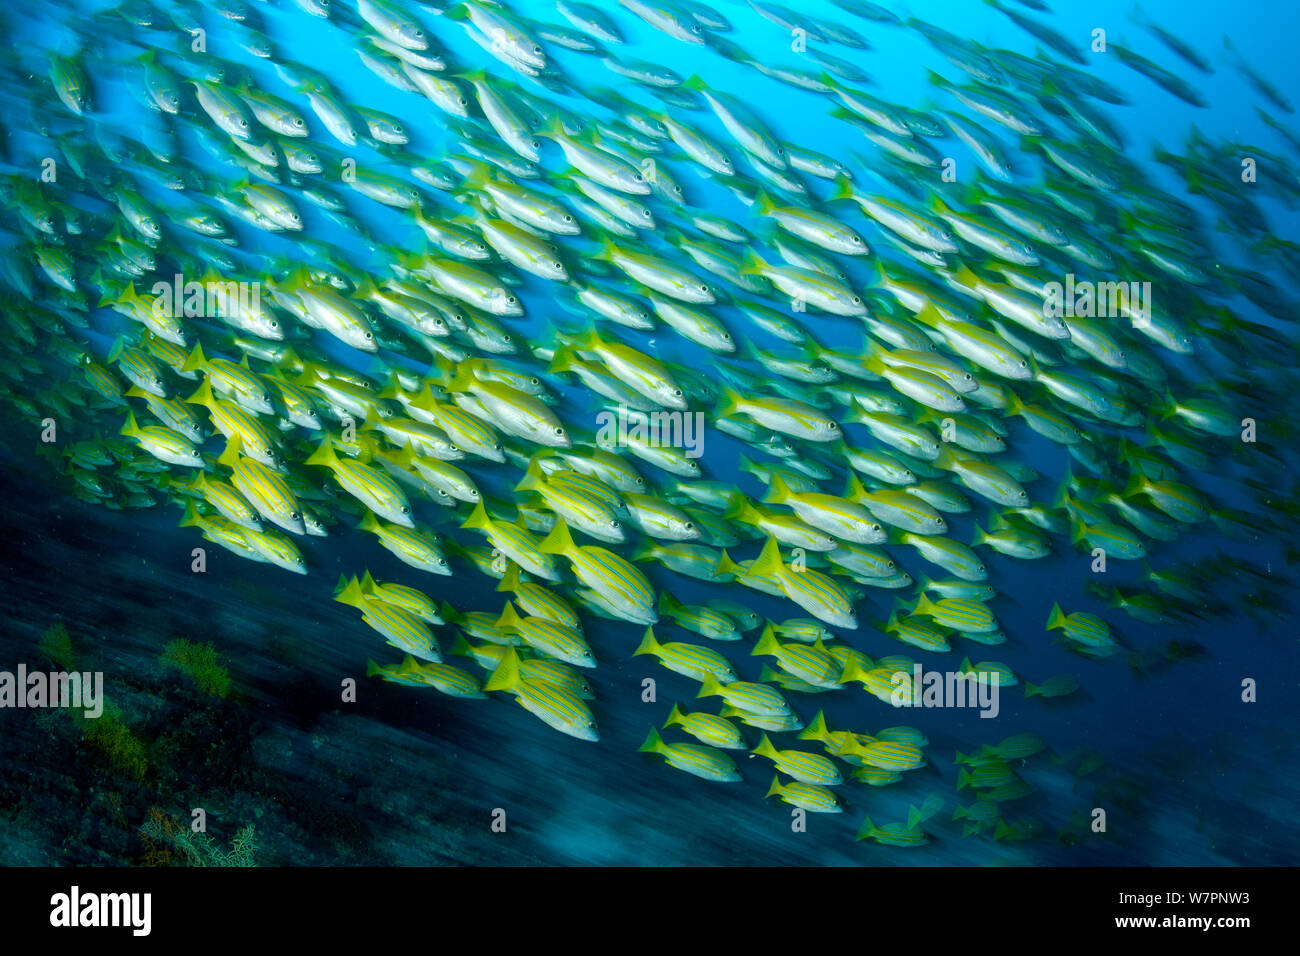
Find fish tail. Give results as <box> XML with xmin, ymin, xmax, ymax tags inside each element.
<box><xmin>539</xmin><ymin>517</ymin><xmax>576</xmax><ymax>556</ymax></box>
<box><xmin>514</xmin><ymin>458</ymin><xmax>546</xmax><ymax>493</ymax></box>
<box><xmin>713</xmin><ymin>549</ymin><xmax>745</xmax><ymax>578</ymax></box>
<box><xmin>177</xmin><ymin>501</ymin><xmax>202</xmax><ymax>527</ymax></box>
<box><xmin>496</xmin><ymin>560</ymin><xmax>520</xmax><ymax>593</ymax></box>
<box><xmin>722</xmin><ymin>492</ymin><xmax>759</xmax><ymax>524</ymax></box>
<box><xmin>633</xmin><ymin>626</ymin><xmax>661</xmax><ymax>657</ymax></box>
<box><xmin>663</xmin><ymin>702</ymin><xmax>684</xmax><ymax>728</ymax></box>
<box><xmin>637</xmin><ymin>725</ymin><xmax>665</xmax><ymax>754</ymax></box>
<box><xmin>460</xmin><ymin>500</ymin><xmax>493</xmax><ymax>531</ymax></box>
<box><xmin>751</xmin><ymin>622</ymin><xmax>780</xmax><ymax>657</ymax></box>
<box><xmin>184</xmin><ymin>375</ymin><xmax>216</xmax><ymax>409</ymax></box>
<box><xmin>695</xmin><ymin>674</ymin><xmax>724</xmax><ymax>700</ymax></box>
<box><xmin>761</xmin><ymin>474</ymin><xmax>792</xmax><ymax>505</ymax></box>
<box><xmin>1046</xmin><ymin>602</ymin><xmax>1066</xmax><ymax>631</ymax></box>
<box><xmin>843</xmin><ymin>470</ymin><xmax>868</xmax><ymax>501</ymax></box>
<box><xmin>483</xmin><ymin>646</ymin><xmax>522</xmax><ymax>694</ymax></box>
<box><xmin>333</xmin><ymin>575</ymin><xmax>363</xmax><ymax>607</ymax></box>
<box><xmin>713</xmin><ymin>384</ymin><xmax>744</xmax><ymax>417</ymax></box>
<box><xmin>304</xmin><ymin>435</ymin><xmax>339</xmax><ymax>469</ymax></box>
<box><xmin>216</xmin><ymin>433</ymin><xmax>243</xmax><ymax>469</ymax></box>
<box><xmin>656</xmin><ymin>589</ymin><xmax>682</xmax><ymax>617</ymax></box>
<box><xmin>548</xmin><ymin>344</ymin><xmax>577</xmax><ymax>375</ymax></box>
<box><xmin>764</xmin><ymin>775</ymin><xmax>783</xmax><ymax>800</ymax></box>
<box><xmin>798</xmin><ymin>709</ymin><xmax>829</xmax><ymax>742</ymax></box>
<box><xmin>495</xmin><ymin>600</ymin><xmax>523</xmax><ymax>629</ymax></box>
<box><xmin>748</xmin><ymin>536</ymin><xmax>785</xmax><ymax>577</ymax></box>
<box><xmin>179</xmin><ymin>342</ymin><xmax>207</xmax><ymax>373</ymax></box>
<box><xmin>827</xmin><ymin>173</ymin><xmax>855</xmax><ymax>204</ymax></box>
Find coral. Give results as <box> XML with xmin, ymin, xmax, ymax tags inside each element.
<box><xmin>80</xmin><ymin>703</ymin><xmax>148</xmax><ymax>781</ymax></box>
<box><xmin>139</xmin><ymin>808</ymin><xmax>258</xmax><ymax>867</ymax></box>
<box><xmin>36</xmin><ymin>621</ymin><xmax>76</xmax><ymax>670</ymax></box>
<box><xmin>138</xmin><ymin>807</ymin><xmax>177</xmax><ymax>867</ymax></box>
<box><xmin>160</xmin><ymin>639</ymin><xmax>231</xmax><ymax>699</ymax></box>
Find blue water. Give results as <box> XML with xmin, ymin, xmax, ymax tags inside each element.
<box><xmin>0</xmin><ymin>0</ymin><xmax>1297</xmax><ymax>866</ymax></box>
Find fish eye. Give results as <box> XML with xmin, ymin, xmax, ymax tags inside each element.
<box><xmin>672</xmin><ymin>388</ymin><xmax>683</xmax><ymax>397</ymax></box>
<box><xmin>458</xmin><ymin>97</ymin><xmax>468</xmax><ymax>106</ymax></box>
<box><xmin>531</xmin><ymin>140</ymin><xmax>540</xmax><ymax>149</ymax></box>
<box><xmin>641</xmin><ymin>210</ymin><xmax>651</xmax><ymax>218</ymax></box>
<box><xmin>852</xmin><ymin>236</ymin><xmax>862</xmax><ymax>244</ymax></box>
<box><xmin>978</xmin><ymin>565</ymin><xmax>986</xmax><ymax>572</ymax></box>
<box><xmin>684</xmin><ymin>522</ymin><xmax>695</xmax><ymax>530</ymax></box>
<box><xmin>851</xmin><ymin>296</ymin><xmax>861</xmax><ymax>304</ymax></box>
<box><xmin>563</xmin><ymin>215</ymin><xmax>573</xmax><ymax>222</ymax></box>
<box><xmin>364</xmin><ymin>331</ymin><xmax>374</xmax><ymax>339</ymax></box>
<box><xmin>553</xmin><ymin>261</ymin><xmax>562</xmax><ymax>269</ymax></box>
<box><xmin>609</xmin><ymin>519</ymin><xmax>619</xmax><ymax>528</ymax></box>
<box><xmin>270</xmin><ymin>320</ymin><xmax>278</xmax><ymax>328</ymax></box>
<box><xmin>290</xmin><ymin>511</ymin><xmax>301</xmax><ymax>520</ymax></box>
<box><xmin>401</xmin><ymin>505</ymin><xmax>410</xmax><ymax>514</ymax></box>
<box><xmin>532</xmin><ymin>45</ymin><xmax>542</xmax><ymax>55</ymax></box>
<box><xmin>698</xmin><ymin>284</ymin><xmax>708</xmax><ymax>292</ymax></box>
<box><xmin>293</xmin><ymin>118</ymin><xmax>304</xmax><ymax>127</ymax></box>
<box><xmin>554</xmin><ymin>426</ymin><xmax>564</xmax><ymax>435</ymax></box>
<box><xmin>633</xmin><ymin>173</ymin><xmax>643</xmax><ymax>182</ymax></box>
<box><xmin>530</xmin><ymin>377</ymin><xmax>540</xmax><ymax>385</ymax></box>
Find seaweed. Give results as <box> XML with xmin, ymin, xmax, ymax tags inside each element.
<box><xmin>36</xmin><ymin>621</ymin><xmax>76</xmax><ymax>670</ymax></box>
<box><xmin>160</xmin><ymin>639</ymin><xmax>231</xmax><ymax>699</ymax></box>
<box><xmin>77</xmin><ymin>701</ymin><xmax>148</xmax><ymax>781</ymax></box>
<box><xmin>138</xmin><ymin>807</ymin><xmax>258</xmax><ymax>867</ymax></box>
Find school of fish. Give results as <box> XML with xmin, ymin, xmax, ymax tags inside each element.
<box><xmin>1</xmin><ymin>0</ymin><xmax>1297</xmax><ymax>850</ymax></box>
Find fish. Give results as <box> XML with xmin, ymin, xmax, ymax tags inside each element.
<box><xmin>2</xmin><ymin>0</ymin><xmax>1291</xmax><ymax>864</ymax></box>
<box><xmin>765</xmin><ymin>775</ymin><xmax>842</xmax><ymax>813</ymax></box>
<box><xmin>485</xmin><ymin>647</ymin><xmax>599</xmax><ymax>741</ymax></box>
<box><xmin>639</xmin><ymin>725</ymin><xmax>741</xmax><ymax>782</ymax></box>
